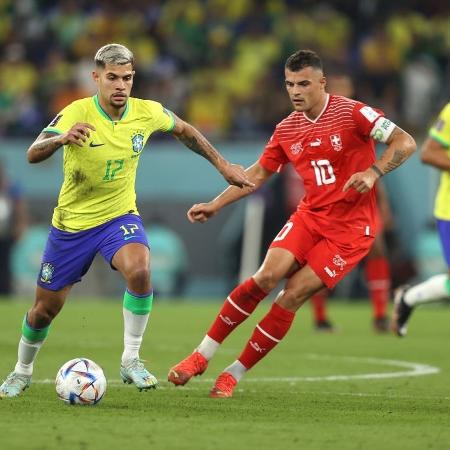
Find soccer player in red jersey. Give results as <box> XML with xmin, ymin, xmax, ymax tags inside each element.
<box><xmin>168</xmin><ymin>50</ymin><xmax>416</xmax><ymax>398</ymax></box>
<box><xmin>308</xmin><ymin>71</ymin><xmax>394</xmax><ymax>333</ymax></box>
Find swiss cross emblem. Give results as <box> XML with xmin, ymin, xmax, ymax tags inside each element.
<box><xmin>333</xmin><ymin>254</ymin><xmax>347</xmax><ymax>270</ymax></box>
<box><xmin>291</xmin><ymin>142</ymin><xmax>303</xmax><ymax>155</ymax></box>
<box><xmin>290</xmin><ymin>142</ymin><xmax>303</xmax><ymax>155</ymax></box>
<box><xmin>330</xmin><ymin>134</ymin><xmax>342</xmax><ymax>151</ymax></box>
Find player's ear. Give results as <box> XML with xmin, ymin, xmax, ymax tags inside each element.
<box><xmin>320</xmin><ymin>76</ymin><xmax>326</xmax><ymax>89</ymax></box>
<box><xmin>92</xmin><ymin>70</ymin><xmax>100</xmax><ymax>83</ymax></box>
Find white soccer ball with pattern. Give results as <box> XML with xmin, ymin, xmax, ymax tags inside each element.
<box><xmin>55</xmin><ymin>358</ymin><xmax>107</xmax><ymax>405</ymax></box>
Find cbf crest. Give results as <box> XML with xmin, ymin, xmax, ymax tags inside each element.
<box><xmin>131</xmin><ymin>130</ymin><xmax>145</xmax><ymax>154</ymax></box>
<box><xmin>40</xmin><ymin>263</ymin><xmax>54</xmax><ymax>284</ymax></box>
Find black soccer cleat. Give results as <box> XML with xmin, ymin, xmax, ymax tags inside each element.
<box><xmin>315</xmin><ymin>319</ymin><xmax>336</xmax><ymax>333</ymax></box>
<box><xmin>373</xmin><ymin>315</ymin><xmax>389</xmax><ymax>333</ymax></box>
<box><xmin>391</xmin><ymin>286</ymin><xmax>413</xmax><ymax>337</ymax></box>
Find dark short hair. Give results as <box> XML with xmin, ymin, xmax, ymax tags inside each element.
<box><xmin>285</xmin><ymin>50</ymin><xmax>323</xmax><ymax>72</ymax></box>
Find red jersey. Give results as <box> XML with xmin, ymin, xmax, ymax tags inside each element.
<box><xmin>260</xmin><ymin>94</ymin><xmax>383</xmax><ymax>237</ymax></box>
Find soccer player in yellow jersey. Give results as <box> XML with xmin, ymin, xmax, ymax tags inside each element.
<box><xmin>392</xmin><ymin>102</ymin><xmax>450</xmax><ymax>337</ymax></box>
<box><xmin>0</xmin><ymin>43</ymin><xmax>253</xmax><ymax>397</ymax></box>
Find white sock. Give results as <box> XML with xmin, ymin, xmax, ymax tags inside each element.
<box><xmin>14</xmin><ymin>337</ymin><xmax>45</xmax><ymax>376</ymax></box>
<box><xmin>122</xmin><ymin>309</ymin><xmax>149</xmax><ymax>365</ymax></box>
<box><xmin>404</xmin><ymin>274</ymin><xmax>450</xmax><ymax>306</ymax></box>
<box><xmin>223</xmin><ymin>360</ymin><xmax>247</xmax><ymax>382</ymax></box>
<box><xmin>196</xmin><ymin>335</ymin><xmax>220</xmax><ymax>360</ymax></box>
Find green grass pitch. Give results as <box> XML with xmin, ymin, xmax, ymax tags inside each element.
<box><xmin>0</xmin><ymin>298</ymin><xmax>449</xmax><ymax>450</ymax></box>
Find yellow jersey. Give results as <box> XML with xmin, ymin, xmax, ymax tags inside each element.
<box><xmin>430</xmin><ymin>102</ymin><xmax>450</xmax><ymax>220</ymax></box>
<box><xmin>43</xmin><ymin>95</ymin><xmax>175</xmax><ymax>232</ymax></box>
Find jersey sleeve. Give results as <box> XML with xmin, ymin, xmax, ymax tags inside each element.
<box><xmin>259</xmin><ymin>130</ymin><xmax>289</xmax><ymax>173</ymax></box>
<box><xmin>352</xmin><ymin>102</ymin><xmax>385</xmax><ymax>138</ymax></box>
<box><xmin>429</xmin><ymin>103</ymin><xmax>450</xmax><ymax>148</ymax></box>
<box><xmin>144</xmin><ymin>100</ymin><xmax>176</xmax><ymax>133</ymax></box>
<box><xmin>42</xmin><ymin>102</ymin><xmax>84</xmax><ymax>135</ymax></box>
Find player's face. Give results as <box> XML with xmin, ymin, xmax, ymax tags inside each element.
<box><xmin>285</xmin><ymin>67</ymin><xmax>326</xmax><ymax>114</ymax></box>
<box><xmin>93</xmin><ymin>63</ymin><xmax>134</xmax><ymax>109</ymax></box>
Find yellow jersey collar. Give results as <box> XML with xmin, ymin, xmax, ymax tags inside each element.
<box><xmin>93</xmin><ymin>94</ymin><xmax>129</xmax><ymax>122</ymax></box>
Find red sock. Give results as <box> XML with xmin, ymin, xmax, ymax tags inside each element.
<box><xmin>311</xmin><ymin>290</ymin><xmax>328</xmax><ymax>322</ymax></box>
<box><xmin>238</xmin><ymin>302</ymin><xmax>295</xmax><ymax>370</ymax></box>
<box><xmin>365</xmin><ymin>257</ymin><xmax>390</xmax><ymax>319</ymax></box>
<box><xmin>207</xmin><ymin>278</ymin><xmax>268</xmax><ymax>343</ymax></box>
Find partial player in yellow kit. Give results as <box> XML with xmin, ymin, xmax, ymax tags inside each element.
<box><xmin>392</xmin><ymin>102</ymin><xmax>450</xmax><ymax>336</ymax></box>
<box><xmin>0</xmin><ymin>43</ymin><xmax>254</xmax><ymax>398</ymax></box>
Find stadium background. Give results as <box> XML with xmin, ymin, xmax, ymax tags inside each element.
<box><xmin>1</xmin><ymin>0</ymin><xmax>450</xmax><ymax>298</ymax></box>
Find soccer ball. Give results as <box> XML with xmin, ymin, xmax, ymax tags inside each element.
<box><xmin>55</xmin><ymin>358</ymin><xmax>107</xmax><ymax>405</ymax></box>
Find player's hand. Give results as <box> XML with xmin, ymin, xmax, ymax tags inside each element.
<box><xmin>343</xmin><ymin>169</ymin><xmax>378</xmax><ymax>193</ymax></box>
<box><xmin>60</xmin><ymin>123</ymin><xmax>96</xmax><ymax>147</ymax></box>
<box><xmin>187</xmin><ymin>202</ymin><xmax>218</xmax><ymax>223</ymax></box>
<box><xmin>219</xmin><ymin>162</ymin><xmax>255</xmax><ymax>189</ymax></box>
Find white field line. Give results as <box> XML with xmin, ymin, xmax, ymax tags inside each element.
<box><xmin>35</xmin><ymin>354</ymin><xmax>439</xmax><ymax>385</ymax></box>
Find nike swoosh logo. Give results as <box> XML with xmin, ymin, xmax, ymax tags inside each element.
<box><xmin>124</xmin><ymin>235</ymin><xmax>138</xmax><ymax>241</ymax></box>
<box><xmin>89</xmin><ymin>142</ymin><xmax>105</xmax><ymax>148</ymax></box>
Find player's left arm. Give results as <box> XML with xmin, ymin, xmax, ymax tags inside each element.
<box><xmin>170</xmin><ymin>113</ymin><xmax>254</xmax><ymax>189</ymax></box>
<box><xmin>344</xmin><ymin>121</ymin><xmax>416</xmax><ymax>193</ymax></box>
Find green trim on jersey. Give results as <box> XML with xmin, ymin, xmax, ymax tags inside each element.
<box><xmin>42</xmin><ymin>128</ymin><xmax>63</xmax><ymax>135</ymax></box>
<box><xmin>164</xmin><ymin>109</ymin><xmax>176</xmax><ymax>132</ymax></box>
<box><xmin>429</xmin><ymin>130</ymin><xmax>449</xmax><ymax>148</ymax></box>
<box><xmin>21</xmin><ymin>316</ymin><xmax>50</xmax><ymax>342</ymax></box>
<box><xmin>93</xmin><ymin>94</ymin><xmax>129</xmax><ymax>122</ymax></box>
<box><xmin>123</xmin><ymin>290</ymin><xmax>153</xmax><ymax>315</ymax></box>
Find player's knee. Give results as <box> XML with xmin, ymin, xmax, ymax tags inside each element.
<box><xmin>29</xmin><ymin>304</ymin><xmax>56</xmax><ymax>328</ymax></box>
<box><xmin>277</xmin><ymin>284</ymin><xmax>316</xmax><ymax>311</ymax></box>
<box><xmin>126</xmin><ymin>266</ymin><xmax>151</xmax><ymax>290</ymax></box>
<box><xmin>254</xmin><ymin>269</ymin><xmax>280</xmax><ymax>293</ymax></box>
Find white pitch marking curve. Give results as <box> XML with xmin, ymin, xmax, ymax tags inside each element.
<box><xmin>34</xmin><ymin>354</ymin><xmax>439</xmax><ymax>385</ymax></box>
<box><xmin>232</xmin><ymin>353</ymin><xmax>440</xmax><ymax>382</ymax></box>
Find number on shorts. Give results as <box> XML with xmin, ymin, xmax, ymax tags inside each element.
<box><xmin>311</xmin><ymin>159</ymin><xmax>336</xmax><ymax>186</ymax></box>
<box><xmin>274</xmin><ymin>221</ymin><xmax>293</xmax><ymax>242</ymax></box>
<box><xmin>120</xmin><ymin>224</ymin><xmax>139</xmax><ymax>236</ymax></box>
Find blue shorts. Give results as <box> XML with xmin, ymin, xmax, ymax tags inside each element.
<box><xmin>38</xmin><ymin>214</ymin><xmax>149</xmax><ymax>291</ymax></box>
<box><xmin>436</xmin><ymin>219</ymin><xmax>450</xmax><ymax>267</ymax></box>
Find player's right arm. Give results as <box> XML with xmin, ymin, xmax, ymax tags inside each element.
<box><xmin>187</xmin><ymin>162</ymin><xmax>273</xmax><ymax>223</ymax></box>
<box><xmin>27</xmin><ymin>123</ymin><xmax>95</xmax><ymax>164</ymax></box>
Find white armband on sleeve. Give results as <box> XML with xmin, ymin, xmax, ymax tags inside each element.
<box><xmin>370</xmin><ymin>117</ymin><xmax>396</xmax><ymax>143</ymax></box>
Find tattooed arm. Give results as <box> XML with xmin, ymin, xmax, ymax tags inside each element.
<box><xmin>344</xmin><ymin>126</ymin><xmax>416</xmax><ymax>193</ymax></box>
<box><xmin>27</xmin><ymin>123</ymin><xmax>95</xmax><ymax>163</ymax></box>
<box><xmin>372</xmin><ymin>127</ymin><xmax>416</xmax><ymax>176</ymax></box>
<box><xmin>171</xmin><ymin>114</ymin><xmax>254</xmax><ymax>188</ymax></box>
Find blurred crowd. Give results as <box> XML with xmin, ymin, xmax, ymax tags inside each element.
<box><xmin>1</xmin><ymin>0</ymin><xmax>450</xmax><ymax>139</ymax></box>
